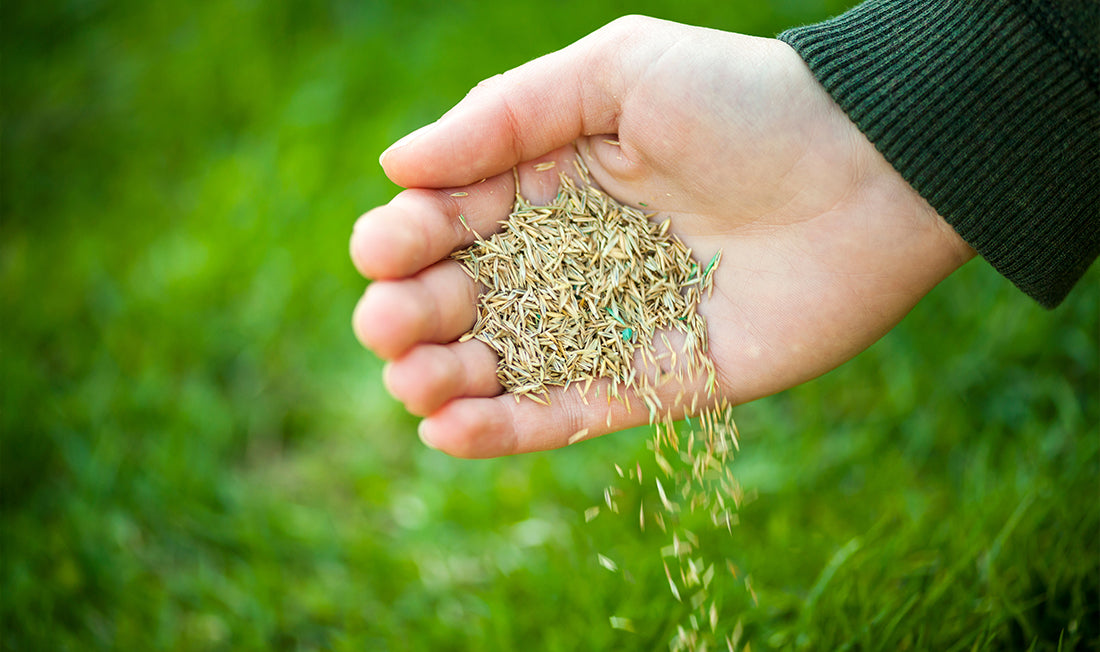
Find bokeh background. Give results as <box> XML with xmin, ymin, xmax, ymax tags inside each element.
<box><xmin>2</xmin><ymin>0</ymin><xmax>1097</xmax><ymax>650</ymax></box>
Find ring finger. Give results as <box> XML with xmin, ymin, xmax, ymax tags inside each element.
<box><xmin>353</xmin><ymin>260</ymin><xmax>480</xmax><ymax>360</ymax></box>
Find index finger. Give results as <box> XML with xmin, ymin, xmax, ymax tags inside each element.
<box><xmin>350</xmin><ymin>172</ymin><xmax>512</xmax><ymax>281</ymax></box>
<box><xmin>376</xmin><ymin>16</ymin><xmax>677</xmax><ymax>189</ymax></box>
<box><xmin>351</xmin><ymin>146</ymin><xmax>600</xmax><ymax>281</ymax></box>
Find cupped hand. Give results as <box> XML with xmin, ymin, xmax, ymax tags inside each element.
<box><xmin>350</xmin><ymin>15</ymin><xmax>975</xmax><ymax>458</ymax></box>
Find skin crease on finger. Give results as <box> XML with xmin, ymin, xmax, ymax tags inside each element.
<box><xmin>358</xmin><ymin>17</ymin><xmax>977</xmax><ymax>458</ymax></box>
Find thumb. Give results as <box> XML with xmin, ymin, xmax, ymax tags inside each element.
<box><xmin>378</xmin><ymin>16</ymin><xmax>656</xmax><ymax>189</ymax></box>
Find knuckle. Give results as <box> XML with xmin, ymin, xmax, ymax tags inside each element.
<box><xmin>608</xmin><ymin>14</ymin><xmax>649</xmax><ymax>30</ymax></box>
<box><xmin>600</xmin><ymin>14</ymin><xmax>653</xmax><ymax>42</ymax></box>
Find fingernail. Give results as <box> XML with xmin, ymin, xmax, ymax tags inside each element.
<box><xmin>380</xmin><ymin>122</ymin><xmax>437</xmax><ymax>165</ymax></box>
<box><xmin>417</xmin><ymin>419</ymin><xmax>438</xmax><ymax>450</ymax></box>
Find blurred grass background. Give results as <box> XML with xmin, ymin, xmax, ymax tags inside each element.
<box><xmin>2</xmin><ymin>0</ymin><xmax>1096</xmax><ymax>650</ymax></box>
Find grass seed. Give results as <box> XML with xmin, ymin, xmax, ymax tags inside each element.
<box><xmin>451</xmin><ymin>159</ymin><xmax>741</xmax><ymax>651</ymax></box>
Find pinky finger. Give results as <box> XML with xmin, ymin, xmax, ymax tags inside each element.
<box><xmin>417</xmin><ymin>375</ymin><xmax>701</xmax><ymax>458</ymax></box>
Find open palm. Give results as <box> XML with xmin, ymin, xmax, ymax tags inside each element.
<box><xmin>350</xmin><ymin>16</ymin><xmax>974</xmax><ymax>457</ymax></box>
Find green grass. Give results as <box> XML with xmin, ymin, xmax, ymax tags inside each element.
<box><xmin>2</xmin><ymin>1</ymin><xmax>1097</xmax><ymax>650</ymax></box>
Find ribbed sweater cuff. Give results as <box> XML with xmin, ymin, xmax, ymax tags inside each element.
<box><xmin>780</xmin><ymin>0</ymin><xmax>1099</xmax><ymax>308</ymax></box>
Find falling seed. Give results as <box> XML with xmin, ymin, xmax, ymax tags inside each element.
<box><xmin>664</xmin><ymin>561</ymin><xmax>682</xmax><ymax>601</ymax></box>
<box><xmin>604</xmin><ymin>487</ymin><xmax>619</xmax><ymax>513</ymax></box>
<box><xmin>448</xmin><ymin>159</ymin><xmax>740</xmax><ymax>650</ymax></box>
<box><xmin>702</xmin><ymin>563</ymin><xmax>715</xmax><ymax>589</ymax></box>
<box><xmin>690</xmin><ymin>590</ymin><xmax>707</xmax><ymax>610</ymax></box>
<box><xmin>656</xmin><ymin>477</ymin><xmax>673</xmax><ymax>512</ymax></box>
<box><xmin>654</xmin><ymin>511</ymin><xmax>667</xmax><ymax>533</ymax></box>
<box><xmin>745</xmin><ymin>575</ymin><xmax>758</xmax><ymax>606</ymax></box>
<box><xmin>597</xmin><ymin>554</ymin><xmax>619</xmax><ymax>573</ymax></box>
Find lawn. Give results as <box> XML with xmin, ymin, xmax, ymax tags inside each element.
<box><xmin>2</xmin><ymin>1</ymin><xmax>1097</xmax><ymax>650</ymax></box>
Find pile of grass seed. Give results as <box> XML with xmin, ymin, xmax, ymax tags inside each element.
<box><xmin>452</xmin><ymin>166</ymin><xmax>718</xmax><ymax>409</ymax></box>
<box><xmin>452</xmin><ymin>160</ymin><xmax>743</xmax><ymax>651</ymax></box>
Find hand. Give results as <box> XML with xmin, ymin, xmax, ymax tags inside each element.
<box><xmin>350</xmin><ymin>15</ymin><xmax>975</xmax><ymax>458</ymax></box>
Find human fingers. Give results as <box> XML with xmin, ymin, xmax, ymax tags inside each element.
<box><xmin>352</xmin><ymin>260</ymin><xmax>479</xmax><ymax>361</ymax></box>
<box><xmin>351</xmin><ymin>144</ymin><xmax>593</xmax><ymax>283</ymax></box>
<box><xmin>352</xmin><ymin>145</ymin><xmax>605</xmax><ymax>363</ymax></box>
<box><xmin>418</xmin><ymin>372</ymin><xmax>714</xmax><ymax>459</ymax></box>
<box><xmin>378</xmin><ymin>16</ymin><xmax>685</xmax><ymax>189</ymax></box>
<box><xmin>350</xmin><ymin>172</ymin><xmax>514</xmax><ymax>281</ymax></box>
<box><xmin>383</xmin><ymin>340</ymin><xmax>502</xmax><ymax>417</ymax></box>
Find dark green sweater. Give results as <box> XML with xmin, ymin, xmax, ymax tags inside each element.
<box><xmin>779</xmin><ymin>0</ymin><xmax>1099</xmax><ymax>308</ymax></box>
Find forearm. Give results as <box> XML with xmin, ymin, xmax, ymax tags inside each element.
<box><xmin>779</xmin><ymin>0</ymin><xmax>1100</xmax><ymax>308</ymax></box>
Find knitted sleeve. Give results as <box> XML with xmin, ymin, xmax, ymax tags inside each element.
<box><xmin>779</xmin><ymin>0</ymin><xmax>1099</xmax><ymax>308</ymax></box>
